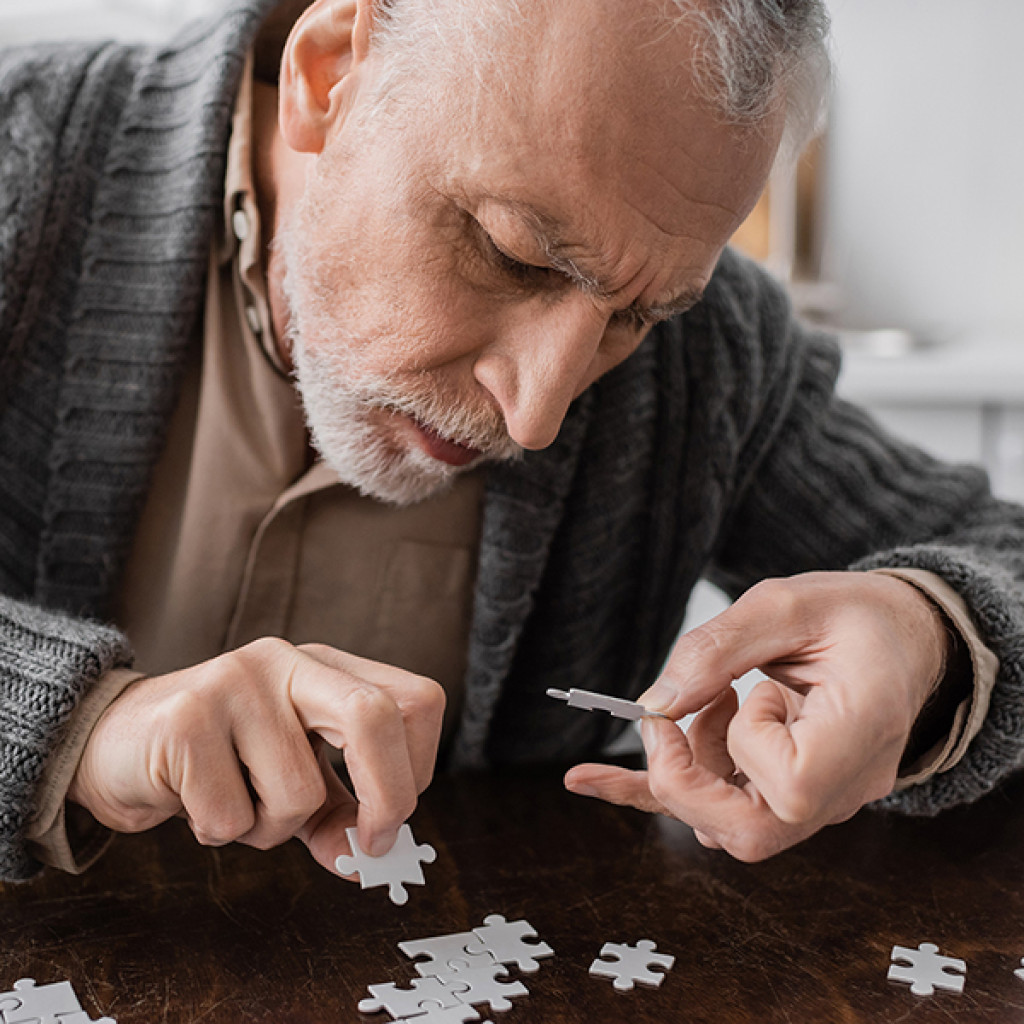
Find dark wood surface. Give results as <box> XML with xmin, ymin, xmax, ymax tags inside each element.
<box><xmin>3</xmin><ymin>764</ymin><xmax>1024</xmax><ymax>1023</ymax></box>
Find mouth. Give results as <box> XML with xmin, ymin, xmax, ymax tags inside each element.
<box><xmin>409</xmin><ymin>418</ymin><xmax>484</xmax><ymax>467</ymax></box>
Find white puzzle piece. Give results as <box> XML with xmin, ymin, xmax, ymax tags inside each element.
<box><xmin>399</xmin><ymin>932</ymin><xmax>497</xmax><ymax>979</ymax></box>
<box><xmin>546</xmin><ymin>687</ymin><xmax>669</xmax><ymax>721</ymax></box>
<box><xmin>335</xmin><ymin>823</ymin><xmax>436</xmax><ymax>905</ymax></box>
<box><xmin>443</xmin><ymin>961</ymin><xmax>529</xmax><ymax>1013</ymax></box>
<box><xmin>0</xmin><ymin>979</ymin><xmax>83</xmax><ymax>1024</ymax></box>
<box><xmin>401</xmin><ymin>1004</ymin><xmax>486</xmax><ymax>1024</ymax></box>
<box><xmin>589</xmin><ymin>939</ymin><xmax>675</xmax><ymax>992</ymax></box>
<box><xmin>887</xmin><ymin>943</ymin><xmax>966</xmax><ymax>997</ymax></box>
<box><xmin>464</xmin><ymin>916</ymin><xmax>554</xmax><ymax>974</ymax></box>
<box><xmin>1015</xmin><ymin>957</ymin><xmax>1024</xmax><ymax>982</ymax></box>
<box><xmin>357</xmin><ymin>977</ymin><xmax>463</xmax><ymax>1018</ymax></box>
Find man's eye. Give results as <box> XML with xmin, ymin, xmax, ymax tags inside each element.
<box><xmin>609</xmin><ymin>307</ymin><xmax>651</xmax><ymax>332</ymax></box>
<box><xmin>484</xmin><ymin>235</ymin><xmax>552</xmax><ymax>285</ymax></box>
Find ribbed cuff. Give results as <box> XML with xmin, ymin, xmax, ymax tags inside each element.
<box><xmin>24</xmin><ymin>667</ymin><xmax>145</xmax><ymax>874</ymax></box>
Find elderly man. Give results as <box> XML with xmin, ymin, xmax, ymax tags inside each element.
<box><xmin>1</xmin><ymin>0</ymin><xmax>1021</xmax><ymax>884</ymax></box>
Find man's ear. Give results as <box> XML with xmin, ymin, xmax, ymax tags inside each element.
<box><xmin>279</xmin><ymin>0</ymin><xmax>377</xmax><ymax>154</ymax></box>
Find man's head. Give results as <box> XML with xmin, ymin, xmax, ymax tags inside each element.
<box><xmin>265</xmin><ymin>0</ymin><xmax>830</xmax><ymax>504</ymax></box>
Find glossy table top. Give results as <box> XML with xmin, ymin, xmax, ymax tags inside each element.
<box><xmin>2</xmin><ymin>764</ymin><xmax>1024</xmax><ymax>1023</ymax></box>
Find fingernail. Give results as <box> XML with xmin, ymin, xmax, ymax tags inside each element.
<box><xmin>642</xmin><ymin>678</ymin><xmax>677</xmax><ymax>713</ymax></box>
<box><xmin>369</xmin><ymin>830</ymin><xmax>398</xmax><ymax>857</ymax></box>
<box><xmin>641</xmin><ymin>717</ymin><xmax>661</xmax><ymax>754</ymax></box>
<box><xmin>568</xmin><ymin>782</ymin><xmax>598</xmax><ymax>798</ymax></box>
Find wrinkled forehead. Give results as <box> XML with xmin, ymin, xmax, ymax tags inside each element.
<box><xmin>374</xmin><ymin>0</ymin><xmax>780</xmax><ymax>245</ymax></box>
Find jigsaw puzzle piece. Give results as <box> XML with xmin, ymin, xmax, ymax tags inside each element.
<box><xmin>335</xmin><ymin>823</ymin><xmax>436</xmax><ymax>905</ymax></box>
<box><xmin>1015</xmin><ymin>957</ymin><xmax>1024</xmax><ymax>982</ymax></box>
<box><xmin>888</xmin><ymin>942</ymin><xmax>966</xmax><ymax>997</ymax></box>
<box><xmin>403</xmin><ymin>1004</ymin><xmax>487</xmax><ymax>1024</ymax></box>
<box><xmin>443</xmin><ymin>961</ymin><xmax>528</xmax><ymax>1013</ymax></box>
<box><xmin>357</xmin><ymin>977</ymin><xmax>463</xmax><ymax>1018</ymax></box>
<box><xmin>0</xmin><ymin>979</ymin><xmax>83</xmax><ymax>1024</ymax></box>
<box><xmin>589</xmin><ymin>939</ymin><xmax>675</xmax><ymax>992</ymax></box>
<box><xmin>464</xmin><ymin>916</ymin><xmax>553</xmax><ymax>973</ymax></box>
<box><xmin>398</xmin><ymin>932</ymin><xmax>497</xmax><ymax>979</ymax></box>
<box><xmin>55</xmin><ymin>1015</ymin><xmax>116</xmax><ymax>1024</ymax></box>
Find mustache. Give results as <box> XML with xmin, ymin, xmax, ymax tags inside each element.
<box><xmin>353</xmin><ymin>370</ymin><xmax>523</xmax><ymax>460</ymax></box>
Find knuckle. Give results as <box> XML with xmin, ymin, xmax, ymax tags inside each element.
<box><xmin>743</xmin><ymin>577</ymin><xmax>797</xmax><ymax>619</ymax></box>
<box><xmin>769</xmin><ymin>782</ymin><xmax>818</xmax><ymax>826</ymax></box>
<box><xmin>193</xmin><ymin>808</ymin><xmax>254</xmax><ymax>846</ymax></box>
<box><xmin>235</xmin><ymin>636</ymin><xmax>296</xmax><ymax>672</ymax></box>
<box><xmin>724</xmin><ymin>832</ymin><xmax>775</xmax><ymax>863</ymax></box>
<box><xmin>406</xmin><ymin>673</ymin><xmax>446</xmax><ymax>715</ymax></box>
<box><xmin>682</xmin><ymin>622</ymin><xmax>730</xmax><ymax>665</ymax></box>
<box><xmin>288</xmin><ymin>771</ymin><xmax>329</xmax><ymax>818</ymax></box>
<box><xmin>342</xmin><ymin>683</ymin><xmax>398</xmax><ymax>727</ymax></box>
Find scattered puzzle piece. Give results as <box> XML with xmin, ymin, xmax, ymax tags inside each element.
<box><xmin>443</xmin><ymin>960</ymin><xmax>529</xmax><ymax>1013</ymax></box>
<box><xmin>335</xmin><ymin>823</ymin><xmax>436</xmax><ymax>905</ymax></box>
<box><xmin>401</xmin><ymin>1004</ymin><xmax>487</xmax><ymax>1024</ymax></box>
<box><xmin>399</xmin><ymin>932</ymin><xmax>497</xmax><ymax>979</ymax></box>
<box><xmin>464</xmin><ymin>915</ymin><xmax>554</xmax><ymax>974</ymax></box>
<box><xmin>1015</xmin><ymin>957</ymin><xmax>1024</xmax><ymax>982</ymax></box>
<box><xmin>589</xmin><ymin>939</ymin><xmax>675</xmax><ymax>992</ymax></box>
<box><xmin>357</xmin><ymin>977</ymin><xmax>463</xmax><ymax>1018</ymax></box>
<box><xmin>887</xmin><ymin>943</ymin><xmax>966</xmax><ymax>997</ymax></box>
<box><xmin>0</xmin><ymin>979</ymin><xmax>83</xmax><ymax>1024</ymax></box>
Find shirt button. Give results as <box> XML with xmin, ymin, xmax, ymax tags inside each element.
<box><xmin>232</xmin><ymin>208</ymin><xmax>250</xmax><ymax>242</ymax></box>
<box><xmin>245</xmin><ymin>303</ymin><xmax>262</xmax><ymax>336</ymax></box>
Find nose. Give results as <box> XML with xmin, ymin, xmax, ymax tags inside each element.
<box><xmin>472</xmin><ymin>299</ymin><xmax>606</xmax><ymax>450</ymax></box>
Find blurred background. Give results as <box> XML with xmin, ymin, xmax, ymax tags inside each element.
<box><xmin>3</xmin><ymin>0</ymin><xmax>1023</xmax><ymax>632</ymax></box>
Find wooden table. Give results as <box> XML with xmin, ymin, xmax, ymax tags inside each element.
<box><xmin>2</xmin><ymin>763</ymin><xmax>1024</xmax><ymax>1023</ymax></box>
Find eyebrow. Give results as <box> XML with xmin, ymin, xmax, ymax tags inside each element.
<box><xmin>500</xmin><ymin>198</ymin><xmax>706</xmax><ymax>324</ymax></box>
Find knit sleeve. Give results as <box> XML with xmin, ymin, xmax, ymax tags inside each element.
<box><xmin>0</xmin><ymin>595</ymin><xmax>133</xmax><ymax>881</ymax></box>
<box><xmin>701</xmin><ymin>254</ymin><xmax>1024</xmax><ymax>816</ymax></box>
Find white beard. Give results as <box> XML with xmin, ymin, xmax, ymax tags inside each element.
<box><xmin>279</xmin><ymin>214</ymin><xmax>521</xmax><ymax>507</ymax></box>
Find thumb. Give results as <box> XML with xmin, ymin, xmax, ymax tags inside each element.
<box><xmin>638</xmin><ymin>580</ymin><xmax>809</xmax><ymax>718</ymax></box>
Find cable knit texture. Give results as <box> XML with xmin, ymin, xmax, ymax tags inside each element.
<box><xmin>2</xmin><ymin>1</ymin><xmax>1024</xmax><ymax>881</ymax></box>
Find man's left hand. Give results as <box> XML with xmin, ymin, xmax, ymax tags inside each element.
<box><xmin>563</xmin><ymin>571</ymin><xmax>950</xmax><ymax>860</ymax></box>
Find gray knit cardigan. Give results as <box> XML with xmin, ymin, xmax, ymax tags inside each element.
<box><xmin>2</xmin><ymin>0</ymin><xmax>1024</xmax><ymax>881</ymax></box>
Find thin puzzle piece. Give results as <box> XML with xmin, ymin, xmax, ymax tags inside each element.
<box><xmin>357</xmin><ymin>977</ymin><xmax>463</xmax><ymax>1018</ymax></box>
<box><xmin>399</xmin><ymin>932</ymin><xmax>497</xmax><ymax>979</ymax></box>
<box><xmin>464</xmin><ymin>916</ymin><xmax>554</xmax><ymax>973</ymax></box>
<box><xmin>401</xmin><ymin>1004</ymin><xmax>486</xmax><ymax>1024</ymax></box>
<box><xmin>589</xmin><ymin>939</ymin><xmax>675</xmax><ymax>992</ymax></box>
<box><xmin>0</xmin><ymin>979</ymin><xmax>115</xmax><ymax>1024</ymax></box>
<box><xmin>443</xmin><ymin>960</ymin><xmax>528</xmax><ymax>1013</ymax></box>
<box><xmin>335</xmin><ymin>823</ymin><xmax>436</xmax><ymax>905</ymax></box>
<box><xmin>887</xmin><ymin>942</ymin><xmax>966</xmax><ymax>997</ymax></box>
<box><xmin>1015</xmin><ymin>957</ymin><xmax>1024</xmax><ymax>982</ymax></box>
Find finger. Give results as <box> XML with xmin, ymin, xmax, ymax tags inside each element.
<box><xmin>231</xmin><ymin>710</ymin><xmax>329</xmax><ymax>852</ymax></box>
<box><xmin>287</xmin><ymin>652</ymin><xmax>420</xmax><ymax>856</ymax></box>
<box><xmin>298</xmin><ymin>644</ymin><xmax>444</xmax><ymax>794</ymax></box>
<box><xmin>727</xmin><ymin>679</ymin><xmax>877</xmax><ymax>826</ymax></box>
<box><xmin>295</xmin><ymin>744</ymin><xmax>362</xmax><ymax>875</ymax></box>
<box><xmin>693</xmin><ymin>829</ymin><xmax>722</xmax><ymax>849</ymax></box>
<box><xmin>174</xmin><ymin>728</ymin><xmax>257</xmax><ymax>847</ymax></box>
<box><xmin>687</xmin><ymin>688</ymin><xmax>739</xmax><ymax>781</ymax></box>
<box><xmin>564</xmin><ymin>764</ymin><xmax>669</xmax><ymax>816</ymax></box>
<box><xmin>639</xmin><ymin>578</ymin><xmax>818</xmax><ymax>717</ymax></box>
<box><xmin>641</xmin><ymin>715</ymin><xmax>807</xmax><ymax>861</ymax></box>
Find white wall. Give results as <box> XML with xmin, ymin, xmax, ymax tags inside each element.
<box><xmin>825</xmin><ymin>0</ymin><xmax>1024</xmax><ymax>341</ymax></box>
<box><xmin>0</xmin><ymin>0</ymin><xmax>225</xmax><ymax>45</ymax></box>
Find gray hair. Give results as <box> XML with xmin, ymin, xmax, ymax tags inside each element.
<box><xmin>367</xmin><ymin>0</ymin><xmax>830</xmax><ymax>161</ymax></box>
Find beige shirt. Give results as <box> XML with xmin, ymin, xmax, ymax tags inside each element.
<box><xmin>23</xmin><ymin>59</ymin><xmax>999</xmax><ymax>873</ymax></box>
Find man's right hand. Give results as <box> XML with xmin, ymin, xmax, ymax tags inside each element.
<box><xmin>68</xmin><ymin>638</ymin><xmax>445</xmax><ymax>874</ymax></box>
